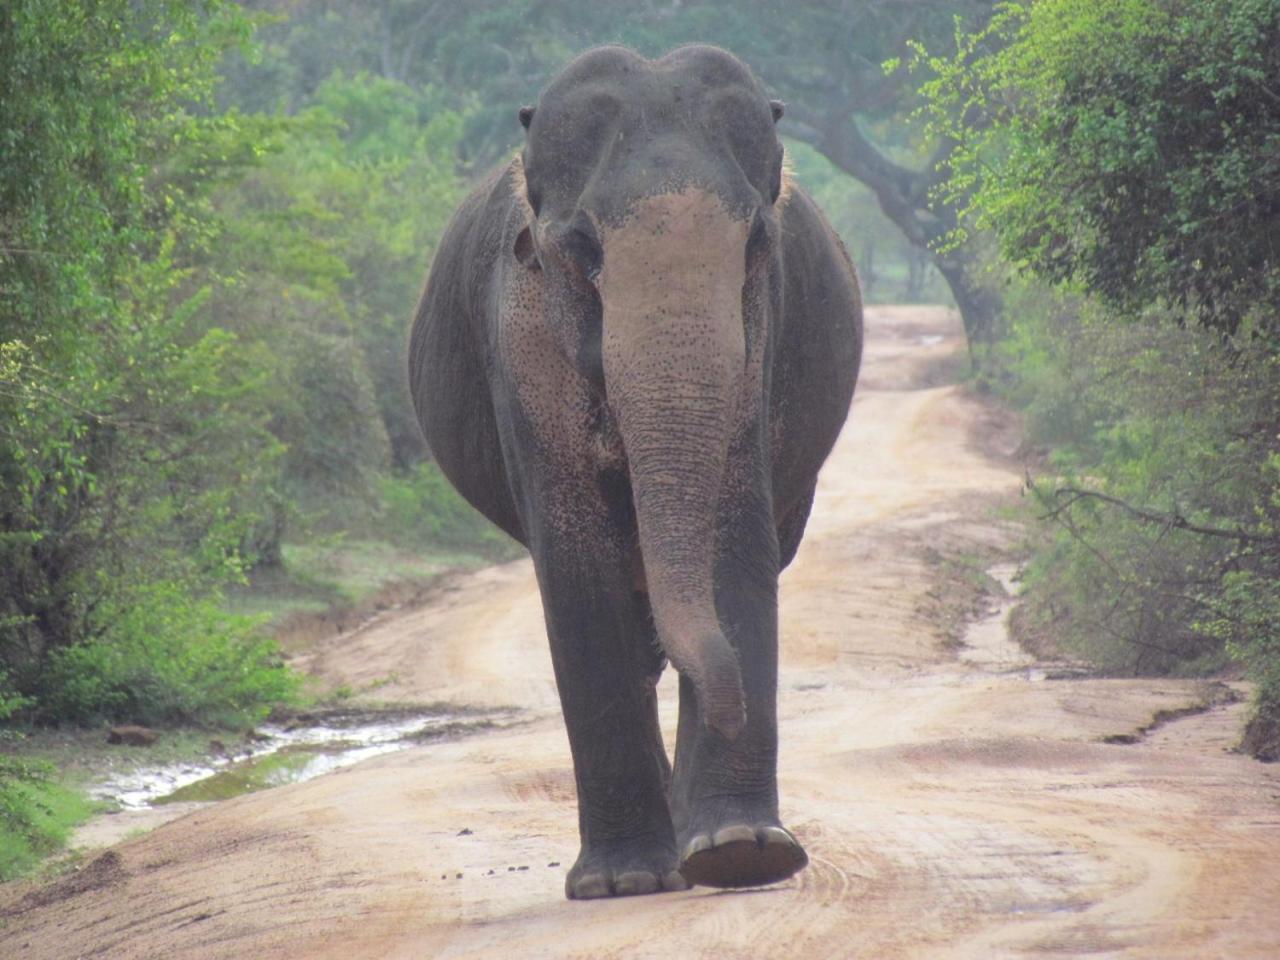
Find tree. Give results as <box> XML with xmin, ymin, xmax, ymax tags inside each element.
<box><xmin>917</xmin><ymin>0</ymin><xmax>1280</xmax><ymax>338</ymax></box>
<box><xmin>0</xmin><ymin>0</ymin><xmax>293</xmax><ymax>723</ymax></box>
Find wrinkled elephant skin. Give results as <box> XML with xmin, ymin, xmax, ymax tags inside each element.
<box><xmin>409</xmin><ymin>45</ymin><xmax>862</xmax><ymax>899</ymax></box>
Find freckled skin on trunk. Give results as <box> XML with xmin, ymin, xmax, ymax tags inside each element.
<box><xmin>598</xmin><ymin>191</ymin><xmax>750</xmax><ymax>740</ymax></box>
<box><xmin>409</xmin><ymin>44</ymin><xmax>862</xmax><ymax>900</ymax></box>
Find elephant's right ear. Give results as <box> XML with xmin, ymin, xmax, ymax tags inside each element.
<box><xmin>514</xmin><ymin>226</ymin><xmax>540</xmax><ymax>270</ymax></box>
<box><xmin>518</xmin><ymin>105</ymin><xmax>535</xmax><ymax>130</ymax></box>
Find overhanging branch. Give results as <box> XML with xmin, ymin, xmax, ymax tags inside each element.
<box><xmin>1037</xmin><ymin>483</ymin><xmax>1278</xmax><ymax>546</ymax></box>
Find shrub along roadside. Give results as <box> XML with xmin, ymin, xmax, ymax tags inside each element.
<box><xmin>0</xmin><ymin>756</ymin><xmax>95</xmax><ymax>883</ymax></box>
<box><xmin>918</xmin><ymin>0</ymin><xmax>1280</xmax><ymax>757</ymax></box>
<box><xmin>36</xmin><ymin>584</ymin><xmax>298</xmax><ymax>729</ymax></box>
<box><xmin>997</xmin><ymin>290</ymin><xmax>1280</xmax><ymax>759</ymax></box>
<box><xmin>0</xmin><ymin>684</ymin><xmax>95</xmax><ymax>883</ymax></box>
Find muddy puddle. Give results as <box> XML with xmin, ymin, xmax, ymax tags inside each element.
<box><xmin>75</xmin><ymin>707</ymin><xmax>512</xmax><ymax>848</ymax></box>
<box><xmin>959</xmin><ymin>563</ymin><xmax>1039</xmax><ymax>674</ymax></box>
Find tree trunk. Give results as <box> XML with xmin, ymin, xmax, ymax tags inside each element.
<box><xmin>786</xmin><ymin>110</ymin><xmax>1003</xmax><ymax>360</ymax></box>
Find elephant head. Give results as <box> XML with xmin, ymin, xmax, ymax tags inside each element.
<box><xmin>513</xmin><ymin>46</ymin><xmax>788</xmax><ymax>739</ymax></box>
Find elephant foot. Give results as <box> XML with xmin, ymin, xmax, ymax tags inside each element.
<box><xmin>565</xmin><ymin>840</ymin><xmax>690</xmax><ymax>900</ymax></box>
<box><xmin>678</xmin><ymin>823</ymin><xmax>808</xmax><ymax>889</ymax></box>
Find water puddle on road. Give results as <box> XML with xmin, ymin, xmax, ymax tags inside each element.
<box><xmin>959</xmin><ymin>563</ymin><xmax>1037</xmax><ymax>673</ymax></box>
<box><xmin>76</xmin><ymin>707</ymin><xmax>511</xmax><ymax>848</ymax></box>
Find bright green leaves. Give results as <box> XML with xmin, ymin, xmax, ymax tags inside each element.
<box><xmin>0</xmin><ymin>1</ymin><xmax>288</xmax><ymax>725</ymax></box>
<box><xmin>916</xmin><ymin>0</ymin><xmax>1280</xmax><ymax>336</ymax></box>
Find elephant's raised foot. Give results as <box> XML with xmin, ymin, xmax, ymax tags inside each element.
<box><xmin>678</xmin><ymin>824</ymin><xmax>808</xmax><ymax>889</ymax></box>
<box><xmin>565</xmin><ymin>842</ymin><xmax>690</xmax><ymax>900</ymax></box>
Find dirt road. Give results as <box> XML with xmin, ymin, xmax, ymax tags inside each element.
<box><xmin>4</xmin><ymin>306</ymin><xmax>1278</xmax><ymax>959</ymax></box>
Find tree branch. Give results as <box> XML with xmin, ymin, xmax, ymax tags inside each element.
<box><xmin>1039</xmin><ymin>484</ymin><xmax>1278</xmax><ymax>545</ymax></box>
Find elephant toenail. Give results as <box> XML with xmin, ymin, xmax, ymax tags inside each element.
<box><xmin>711</xmin><ymin>824</ymin><xmax>757</xmax><ymax>847</ymax></box>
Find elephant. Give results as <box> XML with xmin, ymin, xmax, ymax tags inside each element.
<box><xmin>408</xmin><ymin>44</ymin><xmax>862</xmax><ymax>899</ymax></box>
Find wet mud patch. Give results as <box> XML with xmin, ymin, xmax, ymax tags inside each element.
<box><xmin>74</xmin><ymin>704</ymin><xmax>519</xmax><ymax>848</ymax></box>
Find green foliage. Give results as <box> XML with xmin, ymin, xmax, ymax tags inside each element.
<box><xmin>208</xmin><ymin>71</ymin><xmax>466</xmax><ymax>490</ymax></box>
<box><xmin>922</xmin><ymin>1</ymin><xmax>1280</xmax><ymax>754</ymax></box>
<box><xmin>0</xmin><ymin>4</ymin><xmax>502</xmax><ymax>735</ymax></box>
<box><xmin>38</xmin><ymin>583</ymin><xmax>297</xmax><ymax>728</ymax></box>
<box><xmin>0</xmin><ymin>1</ymin><xmax>290</xmax><ymax>723</ymax></box>
<box><xmin>0</xmin><ymin>758</ymin><xmax>94</xmax><ymax>882</ymax></box>
<box><xmin>999</xmin><ymin>284</ymin><xmax>1280</xmax><ymax>741</ymax></box>
<box><xmin>0</xmin><ymin>685</ymin><xmax>92</xmax><ymax>881</ymax></box>
<box><xmin>917</xmin><ymin>0</ymin><xmax>1280</xmax><ymax>335</ymax></box>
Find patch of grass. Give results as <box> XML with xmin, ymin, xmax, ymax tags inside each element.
<box><xmin>227</xmin><ymin>537</ymin><xmax>515</xmax><ymax>626</ymax></box>
<box><xmin>5</xmin><ymin>727</ymin><xmax>227</xmax><ymax>793</ymax></box>
<box><xmin>0</xmin><ymin>759</ymin><xmax>97</xmax><ymax>883</ymax></box>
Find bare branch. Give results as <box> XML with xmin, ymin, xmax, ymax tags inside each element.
<box><xmin>1039</xmin><ymin>484</ymin><xmax>1277</xmax><ymax>545</ymax></box>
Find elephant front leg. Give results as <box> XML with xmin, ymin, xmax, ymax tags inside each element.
<box><xmin>537</xmin><ymin>551</ymin><xmax>688</xmax><ymax>900</ymax></box>
<box><xmin>669</xmin><ymin>494</ymin><xmax>808</xmax><ymax>888</ymax></box>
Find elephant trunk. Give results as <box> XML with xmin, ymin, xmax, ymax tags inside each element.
<box><xmin>598</xmin><ymin>190</ymin><xmax>751</xmax><ymax>739</ymax></box>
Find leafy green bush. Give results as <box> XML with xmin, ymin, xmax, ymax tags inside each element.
<box><xmin>0</xmin><ymin>757</ymin><xmax>94</xmax><ymax>882</ymax></box>
<box><xmin>921</xmin><ymin>0</ymin><xmax>1280</xmax><ymax>757</ymax></box>
<box><xmin>36</xmin><ymin>582</ymin><xmax>298</xmax><ymax>729</ymax></box>
<box><xmin>0</xmin><ymin>2</ymin><xmax>301</xmax><ymax>726</ymax></box>
<box><xmin>0</xmin><ymin>675</ymin><xmax>93</xmax><ymax>881</ymax></box>
<box><xmin>1000</xmin><ymin>289</ymin><xmax>1279</xmax><ymax>717</ymax></box>
<box><xmin>917</xmin><ymin>0</ymin><xmax>1280</xmax><ymax>337</ymax></box>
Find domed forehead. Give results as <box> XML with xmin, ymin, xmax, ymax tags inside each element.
<box><xmin>540</xmin><ymin>44</ymin><xmax>765</xmax><ymax>111</ymax></box>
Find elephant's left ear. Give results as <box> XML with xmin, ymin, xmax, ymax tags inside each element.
<box><xmin>769</xmin><ymin>100</ymin><xmax>785</xmax><ymax>123</ymax></box>
<box><xmin>514</xmin><ymin>226</ymin><xmax>540</xmax><ymax>270</ymax></box>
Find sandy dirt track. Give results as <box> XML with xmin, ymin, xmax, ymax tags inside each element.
<box><xmin>3</xmin><ymin>306</ymin><xmax>1278</xmax><ymax>959</ymax></box>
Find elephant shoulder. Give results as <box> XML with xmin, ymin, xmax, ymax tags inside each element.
<box><xmin>408</xmin><ymin>159</ymin><xmax>529</xmax><ymax>546</ymax></box>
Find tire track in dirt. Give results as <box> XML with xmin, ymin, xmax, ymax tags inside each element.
<box><xmin>3</xmin><ymin>306</ymin><xmax>1278</xmax><ymax>959</ymax></box>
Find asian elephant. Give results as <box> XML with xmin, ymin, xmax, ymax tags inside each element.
<box><xmin>408</xmin><ymin>45</ymin><xmax>862</xmax><ymax>899</ymax></box>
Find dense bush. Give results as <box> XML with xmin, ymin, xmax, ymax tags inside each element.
<box><xmin>0</xmin><ymin>678</ymin><xmax>93</xmax><ymax>880</ymax></box>
<box><xmin>1</xmin><ymin>6</ymin><xmax>483</xmax><ymax>728</ymax></box>
<box><xmin>1002</xmin><ymin>295</ymin><xmax>1279</xmax><ymax>681</ymax></box>
<box><xmin>919</xmin><ymin>0</ymin><xmax>1280</xmax><ymax>337</ymax></box>
<box><xmin>0</xmin><ymin>0</ymin><xmax>292</xmax><ymax>723</ymax></box>
<box><xmin>921</xmin><ymin>0</ymin><xmax>1280</xmax><ymax>756</ymax></box>
<box><xmin>38</xmin><ymin>583</ymin><xmax>297</xmax><ymax>728</ymax></box>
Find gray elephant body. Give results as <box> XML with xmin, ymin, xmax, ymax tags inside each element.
<box><xmin>409</xmin><ymin>45</ymin><xmax>861</xmax><ymax>898</ymax></box>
